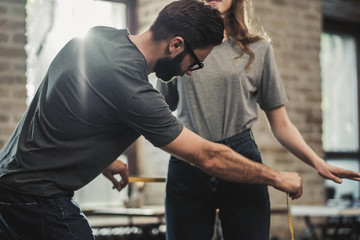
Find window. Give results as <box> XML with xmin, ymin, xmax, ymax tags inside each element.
<box><xmin>321</xmin><ymin>33</ymin><xmax>358</xmax><ymax>153</ymax></box>
<box><xmin>25</xmin><ymin>0</ymin><xmax>135</xmax><ymax>208</ymax></box>
<box><xmin>321</xmin><ymin>18</ymin><xmax>360</xmax><ymax>200</ymax></box>
<box><xmin>26</xmin><ymin>0</ymin><xmax>135</xmax><ymax>102</ymax></box>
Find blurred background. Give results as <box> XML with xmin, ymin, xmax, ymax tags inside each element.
<box><xmin>1</xmin><ymin>0</ymin><xmax>360</xmax><ymax>239</ymax></box>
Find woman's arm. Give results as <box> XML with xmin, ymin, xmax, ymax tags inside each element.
<box><xmin>265</xmin><ymin>105</ymin><xmax>360</xmax><ymax>183</ymax></box>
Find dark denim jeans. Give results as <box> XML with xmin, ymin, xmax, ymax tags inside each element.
<box><xmin>0</xmin><ymin>186</ymin><xmax>94</xmax><ymax>240</ymax></box>
<box><xmin>165</xmin><ymin>129</ymin><xmax>270</xmax><ymax>240</ymax></box>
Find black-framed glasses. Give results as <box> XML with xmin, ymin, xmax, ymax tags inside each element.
<box><xmin>183</xmin><ymin>40</ymin><xmax>204</xmax><ymax>71</ymax></box>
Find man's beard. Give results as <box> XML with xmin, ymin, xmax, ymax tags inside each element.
<box><xmin>154</xmin><ymin>50</ymin><xmax>187</xmax><ymax>83</ymax></box>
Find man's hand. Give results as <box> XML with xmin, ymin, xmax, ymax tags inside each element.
<box><xmin>316</xmin><ymin>161</ymin><xmax>360</xmax><ymax>184</ymax></box>
<box><xmin>102</xmin><ymin>159</ymin><xmax>129</xmax><ymax>191</ymax></box>
<box><xmin>273</xmin><ymin>172</ymin><xmax>303</xmax><ymax>200</ymax></box>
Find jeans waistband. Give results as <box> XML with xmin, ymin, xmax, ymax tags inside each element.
<box><xmin>216</xmin><ymin>129</ymin><xmax>253</xmax><ymax>145</ymax></box>
<box><xmin>0</xmin><ymin>184</ymin><xmax>73</xmax><ymax>200</ymax></box>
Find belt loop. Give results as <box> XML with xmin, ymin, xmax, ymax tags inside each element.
<box><xmin>249</xmin><ymin>129</ymin><xmax>254</xmax><ymax>140</ymax></box>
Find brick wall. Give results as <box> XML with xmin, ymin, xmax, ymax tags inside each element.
<box><xmin>137</xmin><ymin>0</ymin><xmax>324</xmax><ymax>238</ymax></box>
<box><xmin>253</xmin><ymin>1</ymin><xmax>324</xmax><ymax>237</ymax></box>
<box><xmin>0</xmin><ymin>0</ymin><xmax>27</xmax><ymax>149</ymax></box>
<box><xmin>252</xmin><ymin>0</ymin><xmax>324</xmax><ymax>203</ymax></box>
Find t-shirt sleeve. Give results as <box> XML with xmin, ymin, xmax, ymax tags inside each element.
<box><xmin>257</xmin><ymin>43</ymin><xmax>288</xmax><ymax>110</ymax></box>
<box><xmin>124</xmin><ymin>86</ymin><xmax>183</xmax><ymax>147</ymax></box>
<box><xmin>156</xmin><ymin>78</ymin><xmax>179</xmax><ymax>111</ymax></box>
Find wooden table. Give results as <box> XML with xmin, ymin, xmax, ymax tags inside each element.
<box><xmin>85</xmin><ymin>206</ymin><xmax>165</xmax><ymax>227</ymax></box>
<box><xmin>290</xmin><ymin>205</ymin><xmax>360</xmax><ymax>239</ymax></box>
<box><xmin>84</xmin><ymin>206</ymin><xmax>166</xmax><ymax>239</ymax></box>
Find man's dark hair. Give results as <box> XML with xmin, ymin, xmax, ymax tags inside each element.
<box><xmin>150</xmin><ymin>0</ymin><xmax>224</xmax><ymax>49</ymax></box>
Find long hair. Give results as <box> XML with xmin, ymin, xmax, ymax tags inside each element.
<box><xmin>224</xmin><ymin>0</ymin><xmax>268</xmax><ymax>69</ymax></box>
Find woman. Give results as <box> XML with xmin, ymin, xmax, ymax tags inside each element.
<box><xmin>157</xmin><ymin>0</ymin><xmax>360</xmax><ymax>239</ymax></box>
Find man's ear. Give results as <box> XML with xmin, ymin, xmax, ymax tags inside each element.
<box><xmin>168</xmin><ymin>36</ymin><xmax>185</xmax><ymax>55</ymax></box>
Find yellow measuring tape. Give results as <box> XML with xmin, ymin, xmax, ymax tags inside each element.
<box><xmin>128</xmin><ymin>177</ymin><xmax>166</xmax><ymax>183</ymax></box>
<box><xmin>287</xmin><ymin>194</ymin><xmax>294</xmax><ymax>240</ymax></box>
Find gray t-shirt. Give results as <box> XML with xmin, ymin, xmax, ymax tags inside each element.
<box><xmin>157</xmin><ymin>38</ymin><xmax>287</xmax><ymax>142</ymax></box>
<box><xmin>0</xmin><ymin>26</ymin><xmax>183</xmax><ymax>196</ymax></box>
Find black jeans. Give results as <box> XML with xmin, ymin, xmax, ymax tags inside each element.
<box><xmin>165</xmin><ymin>129</ymin><xmax>270</xmax><ymax>240</ymax></box>
<box><xmin>0</xmin><ymin>186</ymin><xmax>94</xmax><ymax>240</ymax></box>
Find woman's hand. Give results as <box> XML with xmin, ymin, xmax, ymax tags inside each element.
<box><xmin>316</xmin><ymin>160</ymin><xmax>360</xmax><ymax>183</ymax></box>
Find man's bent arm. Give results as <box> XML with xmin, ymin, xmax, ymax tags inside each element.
<box><xmin>161</xmin><ymin>127</ymin><xmax>302</xmax><ymax>199</ymax></box>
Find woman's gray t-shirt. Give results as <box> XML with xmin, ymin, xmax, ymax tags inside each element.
<box><xmin>157</xmin><ymin>39</ymin><xmax>287</xmax><ymax>142</ymax></box>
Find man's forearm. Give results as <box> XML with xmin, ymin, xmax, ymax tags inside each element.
<box><xmin>195</xmin><ymin>142</ymin><xmax>302</xmax><ymax>199</ymax></box>
<box><xmin>197</xmin><ymin>143</ymin><xmax>277</xmax><ymax>184</ymax></box>
<box><xmin>161</xmin><ymin>127</ymin><xmax>303</xmax><ymax>199</ymax></box>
